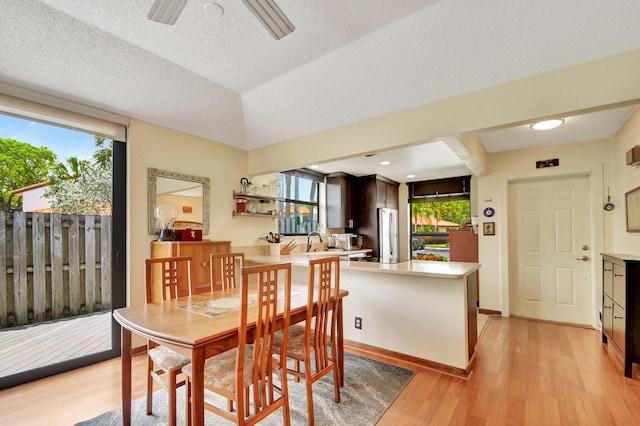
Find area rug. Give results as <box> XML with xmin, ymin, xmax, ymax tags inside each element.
<box><xmin>76</xmin><ymin>352</ymin><xmax>414</xmax><ymax>425</ymax></box>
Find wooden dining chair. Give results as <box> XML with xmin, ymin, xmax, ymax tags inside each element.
<box><xmin>183</xmin><ymin>262</ymin><xmax>293</xmax><ymax>425</ymax></box>
<box><xmin>209</xmin><ymin>252</ymin><xmax>245</xmax><ymax>291</ymax></box>
<box><xmin>275</xmin><ymin>256</ymin><xmax>341</xmax><ymax>426</ymax></box>
<box><xmin>144</xmin><ymin>256</ymin><xmax>193</xmax><ymax>426</ymax></box>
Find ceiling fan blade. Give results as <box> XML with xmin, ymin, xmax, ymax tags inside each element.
<box><xmin>242</xmin><ymin>0</ymin><xmax>295</xmax><ymax>40</ymax></box>
<box><xmin>147</xmin><ymin>0</ymin><xmax>188</xmax><ymax>25</ymax></box>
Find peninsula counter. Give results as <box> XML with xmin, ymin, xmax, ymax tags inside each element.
<box><xmin>246</xmin><ymin>254</ymin><xmax>480</xmax><ymax>376</ymax></box>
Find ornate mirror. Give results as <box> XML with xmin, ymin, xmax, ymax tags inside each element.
<box><xmin>148</xmin><ymin>168</ymin><xmax>210</xmax><ymax>234</ymax></box>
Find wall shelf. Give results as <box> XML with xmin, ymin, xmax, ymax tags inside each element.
<box><xmin>233</xmin><ymin>191</ymin><xmax>282</xmax><ymax>202</ymax></box>
<box><xmin>232</xmin><ymin>211</ymin><xmax>279</xmax><ymax>218</ymax></box>
<box><xmin>233</xmin><ymin>191</ymin><xmax>281</xmax><ymax>218</ymax></box>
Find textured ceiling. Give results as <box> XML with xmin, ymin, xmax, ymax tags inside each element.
<box><xmin>1</xmin><ymin>0</ymin><xmax>640</xmax><ymax>179</ymax></box>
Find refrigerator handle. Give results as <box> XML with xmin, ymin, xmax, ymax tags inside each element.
<box><xmin>389</xmin><ymin>213</ymin><xmax>393</xmax><ymax>255</ymax></box>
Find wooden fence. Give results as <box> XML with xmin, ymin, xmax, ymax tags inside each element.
<box><xmin>0</xmin><ymin>211</ymin><xmax>112</xmax><ymax>329</ymax></box>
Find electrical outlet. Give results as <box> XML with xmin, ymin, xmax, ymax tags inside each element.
<box><xmin>354</xmin><ymin>317</ymin><xmax>362</xmax><ymax>329</ymax></box>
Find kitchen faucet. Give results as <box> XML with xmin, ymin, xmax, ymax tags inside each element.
<box><xmin>306</xmin><ymin>232</ymin><xmax>323</xmax><ymax>252</ymax></box>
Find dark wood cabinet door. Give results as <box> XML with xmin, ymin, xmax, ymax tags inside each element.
<box><xmin>376</xmin><ymin>179</ymin><xmax>387</xmax><ymax>208</ymax></box>
<box><xmin>386</xmin><ymin>182</ymin><xmax>398</xmax><ymax>209</ymax></box>
<box><xmin>327</xmin><ymin>173</ymin><xmax>355</xmax><ymax>228</ymax></box>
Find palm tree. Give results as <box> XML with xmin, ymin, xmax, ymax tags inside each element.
<box><xmin>92</xmin><ymin>136</ymin><xmax>112</xmax><ymax>170</ymax></box>
<box><xmin>49</xmin><ymin>156</ymin><xmax>90</xmax><ymax>184</ymax></box>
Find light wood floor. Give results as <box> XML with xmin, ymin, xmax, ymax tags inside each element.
<box><xmin>1</xmin><ymin>315</ymin><xmax>639</xmax><ymax>425</ymax></box>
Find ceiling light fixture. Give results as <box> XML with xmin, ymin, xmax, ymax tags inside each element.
<box><xmin>147</xmin><ymin>0</ymin><xmax>188</xmax><ymax>25</ymax></box>
<box><xmin>310</xmin><ymin>165</ymin><xmax>319</xmax><ymax>169</ymax></box>
<box><xmin>380</xmin><ymin>161</ymin><xmax>390</xmax><ymax>165</ymax></box>
<box><xmin>530</xmin><ymin>118</ymin><xmax>565</xmax><ymax>131</ymax></box>
<box><xmin>241</xmin><ymin>0</ymin><xmax>295</xmax><ymax>40</ymax></box>
<box><xmin>407</xmin><ymin>174</ymin><xmax>415</xmax><ymax>178</ymax></box>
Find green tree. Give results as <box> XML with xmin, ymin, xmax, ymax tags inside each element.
<box><xmin>92</xmin><ymin>136</ymin><xmax>112</xmax><ymax>170</ymax></box>
<box><xmin>47</xmin><ymin>164</ymin><xmax>112</xmax><ymax>215</ymax></box>
<box><xmin>411</xmin><ymin>200</ymin><xmax>470</xmax><ymax>232</ymax></box>
<box><xmin>0</xmin><ymin>137</ymin><xmax>57</xmax><ymax>210</ymax></box>
<box><xmin>49</xmin><ymin>156</ymin><xmax>91</xmax><ymax>184</ymax></box>
<box><xmin>46</xmin><ymin>137</ymin><xmax>113</xmax><ymax>215</ymax></box>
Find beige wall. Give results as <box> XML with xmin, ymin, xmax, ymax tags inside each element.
<box><xmin>127</xmin><ymin>119</ymin><xmax>276</xmax><ymax>311</ymax></box>
<box><xmin>477</xmin><ymin>138</ymin><xmax>613</xmax><ymax>323</ymax></box>
<box><xmin>611</xmin><ymin>107</ymin><xmax>640</xmax><ymax>253</ymax></box>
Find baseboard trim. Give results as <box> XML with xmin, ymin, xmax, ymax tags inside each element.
<box><xmin>479</xmin><ymin>308</ymin><xmax>501</xmax><ymax>315</ymax></box>
<box><xmin>344</xmin><ymin>339</ymin><xmax>472</xmax><ymax>379</ymax></box>
<box><xmin>509</xmin><ymin>315</ymin><xmax>595</xmax><ymax>329</ymax></box>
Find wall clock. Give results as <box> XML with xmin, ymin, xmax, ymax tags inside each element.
<box><xmin>483</xmin><ymin>207</ymin><xmax>495</xmax><ymax>217</ymax></box>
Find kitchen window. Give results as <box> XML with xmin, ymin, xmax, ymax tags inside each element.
<box><xmin>408</xmin><ymin>176</ymin><xmax>471</xmax><ymax>261</ymax></box>
<box><xmin>278</xmin><ymin>169</ymin><xmax>323</xmax><ymax>235</ymax></box>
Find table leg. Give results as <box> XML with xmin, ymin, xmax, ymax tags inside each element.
<box><xmin>190</xmin><ymin>348</ymin><xmax>205</xmax><ymax>426</ymax></box>
<box><xmin>121</xmin><ymin>328</ymin><xmax>132</xmax><ymax>426</ymax></box>
<box><xmin>337</xmin><ymin>298</ymin><xmax>345</xmax><ymax>387</ymax></box>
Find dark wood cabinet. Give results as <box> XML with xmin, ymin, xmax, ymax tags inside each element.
<box><xmin>450</xmin><ymin>228</ymin><xmax>479</xmax><ymax>303</ymax></box>
<box><xmin>355</xmin><ymin>175</ymin><xmax>399</xmax><ymax>257</ymax></box>
<box><xmin>151</xmin><ymin>240</ymin><xmax>231</xmax><ymax>294</ymax></box>
<box><xmin>449</xmin><ymin>228</ymin><xmax>478</xmax><ymax>263</ymax></box>
<box><xmin>601</xmin><ymin>253</ymin><xmax>640</xmax><ymax>378</ymax></box>
<box><xmin>326</xmin><ymin>172</ymin><xmax>357</xmax><ymax>228</ymax></box>
<box><xmin>375</xmin><ymin>179</ymin><xmax>399</xmax><ymax>209</ymax></box>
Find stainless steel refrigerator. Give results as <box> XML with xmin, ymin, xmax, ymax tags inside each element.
<box><xmin>378</xmin><ymin>208</ymin><xmax>399</xmax><ymax>263</ymax></box>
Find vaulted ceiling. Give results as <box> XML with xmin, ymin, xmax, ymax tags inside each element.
<box><xmin>2</xmin><ymin>0</ymin><xmax>640</xmax><ymax>180</ymax></box>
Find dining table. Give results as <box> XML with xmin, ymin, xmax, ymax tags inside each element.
<box><xmin>113</xmin><ymin>281</ymin><xmax>348</xmax><ymax>426</ymax></box>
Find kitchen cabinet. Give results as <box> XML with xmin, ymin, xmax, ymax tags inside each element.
<box><xmin>376</xmin><ymin>178</ymin><xmax>399</xmax><ymax>209</ymax></box>
<box><xmin>356</xmin><ymin>175</ymin><xmax>399</xmax><ymax>257</ymax></box>
<box><xmin>326</xmin><ymin>172</ymin><xmax>357</xmax><ymax>228</ymax></box>
<box><xmin>601</xmin><ymin>254</ymin><xmax>640</xmax><ymax>378</ymax></box>
<box><xmin>449</xmin><ymin>228</ymin><xmax>479</xmax><ymax>304</ymax></box>
<box><xmin>232</xmin><ymin>191</ymin><xmax>281</xmax><ymax>218</ymax></box>
<box><xmin>151</xmin><ymin>240</ymin><xmax>231</xmax><ymax>294</ymax></box>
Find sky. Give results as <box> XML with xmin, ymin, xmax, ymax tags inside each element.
<box><xmin>0</xmin><ymin>113</ymin><xmax>96</xmax><ymax>163</ymax></box>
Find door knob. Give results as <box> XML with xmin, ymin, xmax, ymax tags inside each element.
<box><xmin>576</xmin><ymin>256</ymin><xmax>590</xmax><ymax>261</ymax></box>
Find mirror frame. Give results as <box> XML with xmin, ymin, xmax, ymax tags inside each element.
<box><xmin>148</xmin><ymin>167</ymin><xmax>210</xmax><ymax>235</ymax></box>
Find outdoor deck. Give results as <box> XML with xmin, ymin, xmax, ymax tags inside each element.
<box><xmin>0</xmin><ymin>311</ymin><xmax>112</xmax><ymax>377</ymax></box>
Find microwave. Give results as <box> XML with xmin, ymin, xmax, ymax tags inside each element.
<box><xmin>331</xmin><ymin>234</ymin><xmax>363</xmax><ymax>250</ymax></box>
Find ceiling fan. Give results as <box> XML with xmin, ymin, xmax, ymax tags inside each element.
<box><xmin>147</xmin><ymin>0</ymin><xmax>295</xmax><ymax>40</ymax></box>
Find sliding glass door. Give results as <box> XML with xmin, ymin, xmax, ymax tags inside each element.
<box><xmin>0</xmin><ymin>115</ymin><xmax>126</xmax><ymax>389</ymax></box>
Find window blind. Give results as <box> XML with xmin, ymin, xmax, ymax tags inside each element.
<box><xmin>408</xmin><ymin>175</ymin><xmax>471</xmax><ymax>202</ymax></box>
<box><xmin>0</xmin><ymin>82</ymin><xmax>128</xmax><ymax>141</ymax></box>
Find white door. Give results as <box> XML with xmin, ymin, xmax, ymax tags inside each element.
<box><xmin>509</xmin><ymin>175</ymin><xmax>592</xmax><ymax>325</ymax></box>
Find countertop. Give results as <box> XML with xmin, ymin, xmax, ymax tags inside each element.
<box><xmin>245</xmin><ymin>253</ymin><xmax>480</xmax><ymax>279</ymax></box>
<box><xmin>601</xmin><ymin>253</ymin><xmax>640</xmax><ymax>262</ymax></box>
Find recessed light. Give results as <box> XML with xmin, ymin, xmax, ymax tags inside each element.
<box><xmin>309</xmin><ymin>165</ymin><xmax>319</xmax><ymax>169</ymax></box>
<box><xmin>380</xmin><ymin>161</ymin><xmax>390</xmax><ymax>165</ymax></box>
<box><xmin>407</xmin><ymin>174</ymin><xmax>415</xmax><ymax>178</ymax></box>
<box><xmin>530</xmin><ymin>118</ymin><xmax>564</xmax><ymax>130</ymax></box>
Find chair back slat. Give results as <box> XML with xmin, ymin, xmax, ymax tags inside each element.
<box><xmin>209</xmin><ymin>253</ymin><xmax>245</xmax><ymax>291</ymax></box>
<box><xmin>145</xmin><ymin>256</ymin><xmax>193</xmax><ymax>303</ymax></box>
<box><xmin>307</xmin><ymin>257</ymin><xmax>340</xmax><ymax>372</ymax></box>
<box><xmin>238</xmin><ymin>262</ymin><xmax>291</xmax><ymax>419</ymax></box>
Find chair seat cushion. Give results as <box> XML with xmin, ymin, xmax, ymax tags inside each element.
<box><xmin>183</xmin><ymin>346</ymin><xmax>282</xmax><ymax>394</ymax></box>
<box><xmin>274</xmin><ymin>325</ymin><xmax>308</xmax><ymax>358</ymax></box>
<box><xmin>148</xmin><ymin>345</ymin><xmax>191</xmax><ymax>372</ymax></box>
